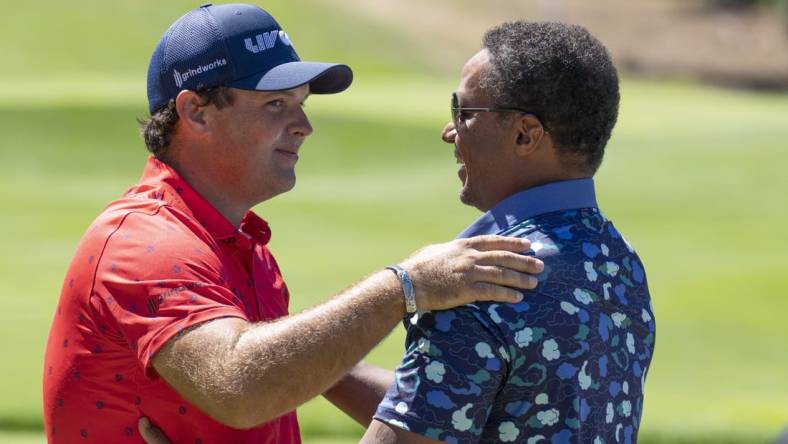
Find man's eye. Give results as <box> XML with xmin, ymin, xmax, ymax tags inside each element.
<box><xmin>267</xmin><ymin>99</ymin><xmax>284</xmax><ymax>108</ymax></box>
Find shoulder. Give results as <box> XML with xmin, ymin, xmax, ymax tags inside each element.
<box><xmin>501</xmin><ymin>208</ymin><xmax>607</xmax><ymax>254</ymax></box>
<box><xmin>501</xmin><ymin>208</ymin><xmax>648</xmax><ymax>285</ymax></box>
<box><xmin>97</xmin><ymin>194</ymin><xmax>212</xmax><ymax>249</ymax></box>
<box><xmin>73</xmin><ymin>196</ymin><xmax>222</xmax><ymax>285</ymax></box>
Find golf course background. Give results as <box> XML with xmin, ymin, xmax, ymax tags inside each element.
<box><xmin>1</xmin><ymin>1</ymin><xmax>786</xmax><ymax>443</ymax></box>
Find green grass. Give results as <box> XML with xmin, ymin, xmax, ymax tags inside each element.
<box><xmin>0</xmin><ymin>0</ymin><xmax>441</xmax><ymax>89</ymax></box>
<box><xmin>2</xmin><ymin>1</ymin><xmax>788</xmax><ymax>442</ymax></box>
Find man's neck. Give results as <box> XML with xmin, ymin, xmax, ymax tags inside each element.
<box><xmin>166</xmin><ymin>156</ymin><xmax>249</xmax><ymax>227</ymax></box>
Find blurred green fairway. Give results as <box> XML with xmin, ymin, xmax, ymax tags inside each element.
<box><xmin>1</xmin><ymin>1</ymin><xmax>787</xmax><ymax>443</ymax></box>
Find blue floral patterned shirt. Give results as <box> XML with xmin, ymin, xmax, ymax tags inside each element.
<box><xmin>374</xmin><ymin>179</ymin><xmax>655</xmax><ymax>444</ymax></box>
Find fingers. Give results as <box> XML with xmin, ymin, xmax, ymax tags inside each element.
<box><xmin>471</xmin><ymin>282</ymin><xmax>524</xmax><ymax>303</ymax></box>
<box><xmin>138</xmin><ymin>417</ymin><xmax>172</xmax><ymax>444</ymax></box>
<box><xmin>476</xmin><ymin>251</ymin><xmax>544</xmax><ymax>275</ymax></box>
<box><xmin>474</xmin><ymin>265</ymin><xmax>539</xmax><ymax>291</ymax></box>
<box><xmin>400</xmin><ymin>236</ymin><xmax>540</xmax><ymax>312</ymax></box>
<box><xmin>464</xmin><ymin>235</ymin><xmax>531</xmax><ymax>253</ymax></box>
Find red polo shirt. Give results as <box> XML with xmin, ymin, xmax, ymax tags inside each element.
<box><xmin>43</xmin><ymin>156</ymin><xmax>301</xmax><ymax>444</ymax></box>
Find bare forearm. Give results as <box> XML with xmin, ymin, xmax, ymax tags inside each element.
<box><xmin>324</xmin><ymin>362</ymin><xmax>394</xmax><ymax>426</ymax></box>
<box><xmin>232</xmin><ymin>271</ymin><xmax>402</xmax><ymax>422</ymax></box>
<box><xmin>155</xmin><ymin>270</ymin><xmax>404</xmax><ymax>428</ymax></box>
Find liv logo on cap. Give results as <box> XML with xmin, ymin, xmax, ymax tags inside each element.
<box><xmin>146</xmin><ymin>3</ymin><xmax>352</xmax><ymax>113</ymax></box>
<box><xmin>244</xmin><ymin>30</ymin><xmax>291</xmax><ymax>54</ymax></box>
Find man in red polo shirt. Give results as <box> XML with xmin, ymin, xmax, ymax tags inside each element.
<box><xmin>43</xmin><ymin>4</ymin><xmax>544</xmax><ymax>443</ymax></box>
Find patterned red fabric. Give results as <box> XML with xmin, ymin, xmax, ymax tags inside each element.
<box><xmin>43</xmin><ymin>156</ymin><xmax>301</xmax><ymax>443</ymax></box>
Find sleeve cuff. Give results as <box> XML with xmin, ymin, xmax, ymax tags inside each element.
<box><xmin>139</xmin><ymin>305</ymin><xmax>249</xmax><ymax>373</ymax></box>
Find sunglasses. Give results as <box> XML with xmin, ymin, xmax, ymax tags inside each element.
<box><xmin>450</xmin><ymin>92</ymin><xmax>544</xmax><ymax>129</ymax></box>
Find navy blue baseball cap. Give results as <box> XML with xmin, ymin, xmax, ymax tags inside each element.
<box><xmin>146</xmin><ymin>3</ymin><xmax>353</xmax><ymax>113</ymax></box>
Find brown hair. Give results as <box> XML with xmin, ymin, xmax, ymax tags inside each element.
<box><xmin>138</xmin><ymin>87</ymin><xmax>235</xmax><ymax>161</ymax></box>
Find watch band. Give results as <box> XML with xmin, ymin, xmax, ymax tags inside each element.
<box><xmin>385</xmin><ymin>265</ymin><xmax>418</xmax><ymax>314</ymax></box>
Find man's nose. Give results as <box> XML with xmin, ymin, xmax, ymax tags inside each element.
<box><xmin>291</xmin><ymin>108</ymin><xmax>313</xmax><ymax>138</ymax></box>
<box><xmin>441</xmin><ymin>122</ymin><xmax>456</xmax><ymax>144</ymax></box>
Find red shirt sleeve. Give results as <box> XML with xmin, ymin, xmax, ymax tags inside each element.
<box><xmin>87</xmin><ymin>208</ymin><xmax>249</xmax><ymax>373</ymax></box>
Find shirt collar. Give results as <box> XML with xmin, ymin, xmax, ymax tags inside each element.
<box><xmin>126</xmin><ymin>156</ymin><xmax>272</xmax><ymax>246</ymax></box>
<box><xmin>456</xmin><ymin>178</ymin><xmax>598</xmax><ymax>239</ymax></box>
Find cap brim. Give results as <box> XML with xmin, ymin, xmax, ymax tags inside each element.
<box><xmin>228</xmin><ymin>61</ymin><xmax>353</xmax><ymax>94</ymax></box>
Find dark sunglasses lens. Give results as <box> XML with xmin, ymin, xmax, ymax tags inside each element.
<box><xmin>451</xmin><ymin>94</ymin><xmax>458</xmax><ymax>122</ymax></box>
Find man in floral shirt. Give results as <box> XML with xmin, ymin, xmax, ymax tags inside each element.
<box><xmin>367</xmin><ymin>22</ymin><xmax>655</xmax><ymax>444</ymax></box>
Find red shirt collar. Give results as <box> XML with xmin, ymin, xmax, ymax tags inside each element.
<box><xmin>126</xmin><ymin>156</ymin><xmax>272</xmax><ymax>246</ymax></box>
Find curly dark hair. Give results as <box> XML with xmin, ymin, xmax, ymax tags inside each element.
<box><xmin>138</xmin><ymin>86</ymin><xmax>235</xmax><ymax>161</ymax></box>
<box><xmin>480</xmin><ymin>21</ymin><xmax>620</xmax><ymax>174</ymax></box>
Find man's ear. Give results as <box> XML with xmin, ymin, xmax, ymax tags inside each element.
<box><xmin>174</xmin><ymin>90</ymin><xmax>210</xmax><ymax>134</ymax></box>
<box><xmin>514</xmin><ymin>114</ymin><xmax>545</xmax><ymax>157</ymax></box>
